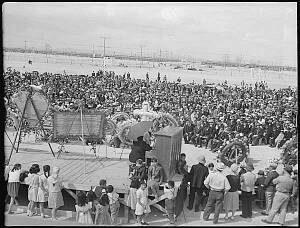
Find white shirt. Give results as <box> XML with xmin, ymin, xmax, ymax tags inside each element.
<box><xmin>8</xmin><ymin>170</ymin><xmax>21</xmax><ymax>183</ymax></box>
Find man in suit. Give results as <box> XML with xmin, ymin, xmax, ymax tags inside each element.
<box><xmin>187</xmin><ymin>154</ymin><xmax>209</xmax><ymax>212</ymax></box>
<box><xmin>129</xmin><ymin>136</ymin><xmax>152</xmax><ymax>163</ymax></box>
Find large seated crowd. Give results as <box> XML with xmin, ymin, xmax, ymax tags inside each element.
<box><xmin>4</xmin><ymin>67</ymin><xmax>297</xmax><ymax>151</ymax></box>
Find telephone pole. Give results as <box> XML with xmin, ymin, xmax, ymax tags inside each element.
<box><xmin>140</xmin><ymin>45</ymin><xmax>145</xmax><ymax>68</ymax></box>
<box><xmin>99</xmin><ymin>36</ymin><xmax>108</xmax><ymax>57</ymax></box>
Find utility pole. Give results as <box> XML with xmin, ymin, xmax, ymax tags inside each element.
<box><xmin>24</xmin><ymin>40</ymin><xmax>27</xmax><ymax>61</ymax></box>
<box><xmin>140</xmin><ymin>45</ymin><xmax>145</xmax><ymax>68</ymax></box>
<box><xmin>159</xmin><ymin>49</ymin><xmax>162</xmax><ymax>63</ymax></box>
<box><xmin>92</xmin><ymin>44</ymin><xmax>94</xmax><ymax>62</ymax></box>
<box><xmin>99</xmin><ymin>36</ymin><xmax>108</xmax><ymax>57</ymax></box>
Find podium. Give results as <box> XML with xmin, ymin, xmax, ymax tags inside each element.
<box><xmin>146</xmin><ymin>126</ymin><xmax>183</xmax><ymax>181</ymax></box>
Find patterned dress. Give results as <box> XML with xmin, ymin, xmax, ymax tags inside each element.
<box><xmin>95</xmin><ymin>204</ymin><xmax>111</xmax><ymax>225</ymax></box>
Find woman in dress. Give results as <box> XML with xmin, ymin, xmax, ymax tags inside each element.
<box><xmin>47</xmin><ymin>167</ymin><xmax>64</xmax><ymax>220</ymax></box>
<box><xmin>7</xmin><ymin>163</ymin><xmax>22</xmax><ymax>214</ymax></box>
<box><xmin>223</xmin><ymin>163</ymin><xmax>241</xmax><ymax>220</ymax></box>
<box><xmin>94</xmin><ymin>189</ymin><xmax>111</xmax><ymax>225</ymax></box>
<box><xmin>135</xmin><ymin>182</ymin><xmax>151</xmax><ymax>225</ymax></box>
<box><xmin>126</xmin><ymin>179</ymin><xmax>140</xmax><ymax>222</ymax></box>
<box><xmin>75</xmin><ymin>191</ymin><xmax>93</xmax><ymax>224</ymax></box>
<box><xmin>37</xmin><ymin>165</ymin><xmax>50</xmax><ymax>218</ymax></box>
<box><xmin>27</xmin><ymin>164</ymin><xmax>40</xmax><ymax>216</ymax></box>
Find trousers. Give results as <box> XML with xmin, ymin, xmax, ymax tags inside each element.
<box><xmin>266</xmin><ymin>192</ymin><xmax>290</xmax><ymax>225</ymax></box>
<box><xmin>188</xmin><ymin>187</ymin><xmax>203</xmax><ymax>210</ymax></box>
<box><xmin>241</xmin><ymin>191</ymin><xmax>253</xmax><ymax>218</ymax></box>
<box><xmin>203</xmin><ymin>190</ymin><xmax>224</xmax><ymax>224</ymax></box>
<box><xmin>265</xmin><ymin>191</ymin><xmax>275</xmax><ymax>214</ymax></box>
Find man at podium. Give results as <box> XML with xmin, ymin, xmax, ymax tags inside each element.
<box><xmin>129</xmin><ymin>136</ymin><xmax>152</xmax><ymax>163</ymax></box>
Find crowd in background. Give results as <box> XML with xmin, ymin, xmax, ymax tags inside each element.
<box><xmin>4</xmin><ymin>67</ymin><xmax>297</xmax><ymax>151</ymax></box>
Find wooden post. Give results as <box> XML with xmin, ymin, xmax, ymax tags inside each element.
<box><xmin>7</xmin><ymin>93</ymin><xmax>30</xmax><ymax>163</ymax></box>
<box><xmin>29</xmin><ymin>93</ymin><xmax>56</xmax><ymax>157</ymax></box>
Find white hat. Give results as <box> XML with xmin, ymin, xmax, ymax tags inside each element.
<box><xmin>197</xmin><ymin>155</ymin><xmax>206</xmax><ymax>164</ymax></box>
<box><xmin>216</xmin><ymin>162</ymin><xmax>225</xmax><ymax>171</ymax></box>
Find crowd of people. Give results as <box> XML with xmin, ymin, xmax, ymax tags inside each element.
<box><xmin>4</xmin><ymin>67</ymin><xmax>297</xmax><ymax>151</ymax></box>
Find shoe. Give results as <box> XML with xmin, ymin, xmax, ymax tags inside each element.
<box><xmin>41</xmin><ymin>213</ymin><xmax>45</xmax><ymax>218</ymax></box>
<box><xmin>224</xmin><ymin>216</ymin><xmax>229</xmax><ymax>220</ymax></box>
<box><xmin>141</xmin><ymin>221</ymin><xmax>149</xmax><ymax>225</ymax></box>
<box><xmin>261</xmin><ymin>219</ymin><xmax>272</xmax><ymax>224</ymax></box>
<box><xmin>277</xmin><ymin>222</ymin><xmax>284</xmax><ymax>226</ymax></box>
<box><xmin>213</xmin><ymin>221</ymin><xmax>218</xmax><ymax>224</ymax></box>
<box><xmin>261</xmin><ymin>211</ymin><xmax>268</xmax><ymax>215</ymax></box>
<box><xmin>239</xmin><ymin>215</ymin><xmax>247</xmax><ymax>218</ymax></box>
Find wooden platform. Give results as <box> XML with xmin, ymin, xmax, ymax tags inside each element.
<box><xmin>5</xmin><ymin>133</ymin><xmax>133</xmax><ymax>193</ymax></box>
<box><xmin>5</xmin><ymin>131</ymin><xmax>182</xmax><ymax>194</ymax></box>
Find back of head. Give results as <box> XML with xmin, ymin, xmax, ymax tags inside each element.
<box><xmin>130</xmin><ymin>179</ymin><xmax>140</xmax><ymax>189</ymax></box>
<box><xmin>106</xmin><ymin>185</ymin><xmax>114</xmax><ymax>193</ymax></box>
<box><xmin>86</xmin><ymin>190</ymin><xmax>97</xmax><ymax>202</ymax></box>
<box><xmin>43</xmin><ymin>165</ymin><xmax>51</xmax><ymax>178</ymax></box>
<box><xmin>99</xmin><ymin>193</ymin><xmax>109</xmax><ymax>206</ymax></box>
<box><xmin>12</xmin><ymin>163</ymin><xmax>21</xmax><ymax>172</ymax></box>
<box><xmin>99</xmin><ymin>179</ymin><xmax>107</xmax><ymax>186</ymax></box>
<box><xmin>77</xmin><ymin>191</ymin><xmax>87</xmax><ymax>206</ymax></box>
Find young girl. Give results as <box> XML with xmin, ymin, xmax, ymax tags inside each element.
<box><xmin>48</xmin><ymin>167</ymin><xmax>64</xmax><ymax>220</ymax></box>
<box><xmin>27</xmin><ymin>164</ymin><xmax>40</xmax><ymax>216</ymax></box>
<box><xmin>163</xmin><ymin>180</ymin><xmax>177</xmax><ymax>224</ymax></box>
<box><xmin>126</xmin><ymin>179</ymin><xmax>140</xmax><ymax>222</ymax></box>
<box><xmin>7</xmin><ymin>163</ymin><xmax>22</xmax><ymax>214</ymax></box>
<box><xmin>135</xmin><ymin>182</ymin><xmax>151</xmax><ymax>225</ymax></box>
<box><xmin>75</xmin><ymin>191</ymin><xmax>93</xmax><ymax>224</ymax></box>
<box><xmin>86</xmin><ymin>190</ymin><xmax>98</xmax><ymax>223</ymax></box>
<box><xmin>37</xmin><ymin>165</ymin><xmax>50</xmax><ymax>218</ymax></box>
<box><xmin>94</xmin><ymin>189</ymin><xmax>111</xmax><ymax>225</ymax></box>
<box><xmin>107</xmin><ymin>185</ymin><xmax>120</xmax><ymax>224</ymax></box>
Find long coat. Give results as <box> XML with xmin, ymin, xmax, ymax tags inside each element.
<box><xmin>189</xmin><ymin>163</ymin><xmax>209</xmax><ymax>189</ymax></box>
<box><xmin>129</xmin><ymin>140</ymin><xmax>152</xmax><ymax>163</ymax></box>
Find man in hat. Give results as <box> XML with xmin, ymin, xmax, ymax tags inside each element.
<box><xmin>202</xmin><ymin>162</ymin><xmax>230</xmax><ymax>224</ymax></box>
<box><xmin>240</xmin><ymin>163</ymin><xmax>256</xmax><ymax>218</ymax></box>
<box><xmin>262</xmin><ymin>163</ymin><xmax>279</xmax><ymax>215</ymax></box>
<box><xmin>129</xmin><ymin>136</ymin><xmax>152</xmax><ymax>163</ymax></box>
<box><xmin>262</xmin><ymin>165</ymin><xmax>295</xmax><ymax>226</ymax></box>
<box><xmin>187</xmin><ymin>154</ymin><xmax>209</xmax><ymax>212</ymax></box>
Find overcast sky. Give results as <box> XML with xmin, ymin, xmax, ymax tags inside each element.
<box><xmin>2</xmin><ymin>2</ymin><xmax>297</xmax><ymax>66</ymax></box>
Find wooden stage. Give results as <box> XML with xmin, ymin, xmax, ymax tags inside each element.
<box><xmin>5</xmin><ymin>131</ymin><xmax>182</xmax><ymax>193</ymax></box>
<box><xmin>5</xmin><ymin>136</ymin><xmax>133</xmax><ymax>193</ymax></box>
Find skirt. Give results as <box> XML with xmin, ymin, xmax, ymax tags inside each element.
<box><xmin>223</xmin><ymin>191</ymin><xmax>239</xmax><ymax>211</ymax></box>
<box><xmin>7</xmin><ymin>182</ymin><xmax>20</xmax><ymax>197</ymax></box>
<box><xmin>28</xmin><ymin>186</ymin><xmax>39</xmax><ymax>202</ymax></box>
<box><xmin>48</xmin><ymin>191</ymin><xmax>64</xmax><ymax>209</ymax></box>
<box><xmin>37</xmin><ymin>188</ymin><xmax>49</xmax><ymax>202</ymax></box>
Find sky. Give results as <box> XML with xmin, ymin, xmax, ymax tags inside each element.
<box><xmin>2</xmin><ymin>2</ymin><xmax>297</xmax><ymax>66</ymax></box>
